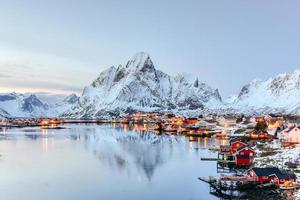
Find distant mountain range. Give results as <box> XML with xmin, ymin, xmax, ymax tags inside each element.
<box><xmin>219</xmin><ymin>70</ymin><xmax>300</xmax><ymax>115</ymax></box>
<box><xmin>1</xmin><ymin>52</ymin><xmax>300</xmax><ymax>118</ymax></box>
<box><xmin>0</xmin><ymin>92</ymin><xmax>78</xmax><ymax>118</ymax></box>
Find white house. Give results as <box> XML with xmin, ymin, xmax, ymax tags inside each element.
<box><xmin>1</xmin><ymin>118</ymin><xmax>9</xmax><ymax>126</ymax></box>
<box><xmin>283</xmin><ymin>126</ymin><xmax>300</xmax><ymax>144</ymax></box>
<box><xmin>217</xmin><ymin>116</ymin><xmax>237</xmax><ymax>127</ymax></box>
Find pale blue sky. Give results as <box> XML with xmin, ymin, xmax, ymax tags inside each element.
<box><xmin>0</xmin><ymin>0</ymin><xmax>299</xmax><ymax>97</ymax></box>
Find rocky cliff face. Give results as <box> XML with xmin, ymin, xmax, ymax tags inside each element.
<box><xmin>62</xmin><ymin>52</ymin><xmax>222</xmax><ymax>118</ymax></box>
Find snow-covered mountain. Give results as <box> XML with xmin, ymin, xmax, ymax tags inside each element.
<box><xmin>0</xmin><ymin>108</ymin><xmax>10</xmax><ymax>118</ymax></box>
<box><xmin>52</xmin><ymin>93</ymin><xmax>79</xmax><ymax>115</ymax></box>
<box><xmin>3</xmin><ymin>52</ymin><xmax>300</xmax><ymax>118</ymax></box>
<box><xmin>0</xmin><ymin>93</ymin><xmax>78</xmax><ymax>118</ymax></box>
<box><xmin>0</xmin><ymin>93</ymin><xmax>49</xmax><ymax>117</ymax></box>
<box><xmin>62</xmin><ymin>52</ymin><xmax>222</xmax><ymax>118</ymax></box>
<box><xmin>224</xmin><ymin>70</ymin><xmax>300</xmax><ymax>115</ymax></box>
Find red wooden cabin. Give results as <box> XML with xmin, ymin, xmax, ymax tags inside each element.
<box><xmin>235</xmin><ymin>146</ymin><xmax>256</xmax><ymax>166</ymax></box>
<box><xmin>230</xmin><ymin>141</ymin><xmax>246</xmax><ymax>153</ymax></box>
<box><xmin>269</xmin><ymin>173</ymin><xmax>296</xmax><ymax>185</ymax></box>
<box><xmin>220</xmin><ymin>140</ymin><xmax>248</xmax><ymax>154</ymax></box>
<box><xmin>236</xmin><ymin>155</ymin><xmax>252</xmax><ymax>165</ymax></box>
<box><xmin>248</xmin><ymin>167</ymin><xmax>296</xmax><ymax>184</ymax></box>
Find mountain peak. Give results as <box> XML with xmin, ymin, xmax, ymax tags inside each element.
<box><xmin>129</xmin><ymin>52</ymin><xmax>151</xmax><ymax>62</ymax></box>
<box><xmin>228</xmin><ymin>68</ymin><xmax>300</xmax><ymax>114</ymax></box>
<box><xmin>63</xmin><ymin>53</ymin><xmax>222</xmax><ymax>118</ymax></box>
<box><xmin>125</xmin><ymin>52</ymin><xmax>154</xmax><ymax>72</ymax></box>
<box><xmin>22</xmin><ymin>94</ymin><xmax>48</xmax><ymax>113</ymax></box>
<box><xmin>293</xmin><ymin>69</ymin><xmax>300</xmax><ymax>75</ymax></box>
<box><xmin>64</xmin><ymin>93</ymin><xmax>79</xmax><ymax>104</ymax></box>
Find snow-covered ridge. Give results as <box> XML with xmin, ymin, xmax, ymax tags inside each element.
<box><xmin>62</xmin><ymin>52</ymin><xmax>222</xmax><ymax>118</ymax></box>
<box><xmin>0</xmin><ymin>92</ymin><xmax>78</xmax><ymax>117</ymax></box>
<box><xmin>220</xmin><ymin>69</ymin><xmax>300</xmax><ymax>115</ymax></box>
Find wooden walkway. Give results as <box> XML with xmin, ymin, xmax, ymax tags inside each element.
<box><xmin>198</xmin><ymin>176</ymin><xmax>218</xmax><ymax>184</ymax></box>
<box><xmin>200</xmin><ymin>157</ymin><xmax>236</xmax><ymax>164</ymax></box>
<box><xmin>220</xmin><ymin>176</ymin><xmax>256</xmax><ymax>182</ymax></box>
<box><xmin>200</xmin><ymin>157</ymin><xmax>219</xmax><ymax>161</ymax></box>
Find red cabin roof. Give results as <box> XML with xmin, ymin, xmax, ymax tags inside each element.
<box><xmin>230</xmin><ymin>141</ymin><xmax>246</xmax><ymax>153</ymax></box>
<box><xmin>236</xmin><ymin>146</ymin><xmax>256</xmax><ymax>156</ymax></box>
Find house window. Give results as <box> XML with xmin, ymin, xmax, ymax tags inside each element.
<box><xmin>240</xmin><ymin>152</ymin><xmax>244</xmax><ymax>155</ymax></box>
<box><xmin>249</xmin><ymin>153</ymin><xmax>253</xmax><ymax>156</ymax></box>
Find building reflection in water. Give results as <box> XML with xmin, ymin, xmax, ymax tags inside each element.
<box><xmin>1</xmin><ymin>127</ymin><xmax>7</xmax><ymax>135</ymax></box>
<box><xmin>119</xmin><ymin>123</ymin><xmax>149</xmax><ymax>133</ymax></box>
<box><xmin>187</xmin><ymin>135</ymin><xmax>229</xmax><ymax>150</ymax></box>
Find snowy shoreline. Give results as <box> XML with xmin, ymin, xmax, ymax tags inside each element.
<box><xmin>254</xmin><ymin>140</ymin><xmax>300</xmax><ymax>199</ymax></box>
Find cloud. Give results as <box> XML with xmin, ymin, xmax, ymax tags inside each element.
<box><xmin>0</xmin><ymin>78</ymin><xmax>83</xmax><ymax>95</ymax></box>
<box><xmin>0</xmin><ymin>61</ymin><xmax>33</xmax><ymax>70</ymax></box>
<box><xmin>0</xmin><ymin>73</ymin><xmax>10</xmax><ymax>78</ymax></box>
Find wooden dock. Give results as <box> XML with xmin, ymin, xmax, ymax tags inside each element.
<box><xmin>220</xmin><ymin>176</ymin><xmax>256</xmax><ymax>182</ymax></box>
<box><xmin>200</xmin><ymin>175</ymin><xmax>255</xmax><ymax>183</ymax></box>
<box><xmin>198</xmin><ymin>176</ymin><xmax>240</xmax><ymax>191</ymax></box>
<box><xmin>200</xmin><ymin>157</ymin><xmax>236</xmax><ymax>164</ymax></box>
<box><xmin>199</xmin><ymin>175</ymin><xmax>278</xmax><ymax>193</ymax></box>
<box><xmin>218</xmin><ymin>160</ymin><xmax>236</xmax><ymax>164</ymax></box>
<box><xmin>184</xmin><ymin>132</ymin><xmax>215</xmax><ymax>137</ymax></box>
<box><xmin>198</xmin><ymin>176</ymin><xmax>218</xmax><ymax>184</ymax></box>
<box><xmin>0</xmin><ymin>124</ymin><xmax>40</xmax><ymax>128</ymax></box>
<box><xmin>257</xmin><ymin>183</ymin><xmax>274</xmax><ymax>188</ymax></box>
<box><xmin>200</xmin><ymin>157</ymin><xmax>219</xmax><ymax>161</ymax></box>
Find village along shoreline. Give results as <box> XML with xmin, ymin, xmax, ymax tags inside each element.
<box><xmin>1</xmin><ymin>113</ymin><xmax>300</xmax><ymax>198</ymax></box>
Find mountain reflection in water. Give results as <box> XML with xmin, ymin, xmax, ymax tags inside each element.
<box><xmin>0</xmin><ymin>124</ymin><xmax>219</xmax><ymax>200</ymax></box>
<box><xmin>70</xmin><ymin>127</ymin><xmax>182</xmax><ymax>181</ymax></box>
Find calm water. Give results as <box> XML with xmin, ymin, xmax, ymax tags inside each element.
<box><xmin>0</xmin><ymin>124</ymin><xmax>225</xmax><ymax>200</ymax></box>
